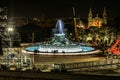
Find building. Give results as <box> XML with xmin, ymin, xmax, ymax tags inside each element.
<box><xmin>0</xmin><ymin>0</ymin><xmax>9</xmax><ymax>27</ymax></box>
<box><xmin>88</xmin><ymin>8</ymin><xmax>107</xmax><ymax>28</ymax></box>
<box><xmin>0</xmin><ymin>6</ymin><xmax>8</xmax><ymax>26</ymax></box>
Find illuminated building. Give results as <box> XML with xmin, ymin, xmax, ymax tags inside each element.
<box><xmin>0</xmin><ymin>6</ymin><xmax>8</xmax><ymax>27</ymax></box>
<box><xmin>88</xmin><ymin>8</ymin><xmax>107</xmax><ymax>28</ymax></box>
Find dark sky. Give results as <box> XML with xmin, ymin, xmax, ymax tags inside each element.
<box><xmin>8</xmin><ymin>0</ymin><xmax>120</xmax><ymax>19</ymax></box>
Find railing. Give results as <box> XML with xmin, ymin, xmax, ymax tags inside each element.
<box><xmin>60</xmin><ymin>58</ymin><xmax>120</xmax><ymax>71</ymax></box>
<box><xmin>0</xmin><ymin>57</ymin><xmax>32</xmax><ymax>69</ymax></box>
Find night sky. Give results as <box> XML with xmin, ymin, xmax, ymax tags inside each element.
<box><xmin>7</xmin><ymin>0</ymin><xmax>120</xmax><ymax>19</ymax></box>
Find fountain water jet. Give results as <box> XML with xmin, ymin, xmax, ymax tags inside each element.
<box><xmin>22</xmin><ymin>19</ymin><xmax>100</xmax><ymax>55</ymax></box>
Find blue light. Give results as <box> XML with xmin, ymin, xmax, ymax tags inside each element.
<box><xmin>22</xmin><ymin>19</ymin><xmax>98</xmax><ymax>55</ymax></box>
<box><xmin>55</xmin><ymin>19</ymin><xmax>65</xmax><ymax>34</ymax></box>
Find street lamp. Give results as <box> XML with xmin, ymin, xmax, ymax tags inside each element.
<box><xmin>7</xmin><ymin>27</ymin><xmax>14</xmax><ymax>48</ymax></box>
<box><xmin>4</xmin><ymin>25</ymin><xmax>14</xmax><ymax>67</ymax></box>
<box><xmin>6</xmin><ymin>26</ymin><xmax>14</xmax><ymax>60</ymax></box>
<box><xmin>7</xmin><ymin>27</ymin><xmax>14</xmax><ymax>32</ymax></box>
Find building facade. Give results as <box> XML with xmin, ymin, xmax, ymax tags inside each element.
<box><xmin>88</xmin><ymin>8</ymin><xmax>107</xmax><ymax>28</ymax></box>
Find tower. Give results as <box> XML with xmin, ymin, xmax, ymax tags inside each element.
<box><xmin>88</xmin><ymin>8</ymin><xmax>93</xmax><ymax>19</ymax></box>
<box><xmin>103</xmin><ymin>7</ymin><xmax>107</xmax><ymax>24</ymax></box>
<box><xmin>88</xmin><ymin>8</ymin><xmax>93</xmax><ymax>28</ymax></box>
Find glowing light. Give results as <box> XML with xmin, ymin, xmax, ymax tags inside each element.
<box><xmin>7</xmin><ymin>27</ymin><xmax>14</xmax><ymax>32</ymax></box>
<box><xmin>22</xmin><ymin>19</ymin><xmax>100</xmax><ymax>55</ymax></box>
<box><xmin>55</xmin><ymin>19</ymin><xmax>65</xmax><ymax>34</ymax></box>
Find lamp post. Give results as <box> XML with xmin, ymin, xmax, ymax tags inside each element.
<box><xmin>7</xmin><ymin>27</ymin><xmax>14</xmax><ymax>48</ymax></box>
<box><xmin>6</xmin><ymin>22</ymin><xmax>14</xmax><ymax>66</ymax></box>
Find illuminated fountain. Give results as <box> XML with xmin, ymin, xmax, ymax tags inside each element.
<box><xmin>22</xmin><ymin>19</ymin><xmax>100</xmax><ymax>55</ymax></box>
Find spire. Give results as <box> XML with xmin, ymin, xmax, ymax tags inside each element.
<box><xmin>103</xmin><ymin>7</ymin><xmax>106</xmax><ymax>18</ymax></box>
<box><xmin>103</xmin><ymin>7</ymin><xmax>107</xmax><ymax>24</ymax></box>
<box><xmin>88</xmin><ymin>8</ymin><xmax>93</xmax><ymax>19</ymax></box>
<box><xmin>96</xmin><ymin>14</ymin><xmax>99</xmax><ymax>17</ymax></box>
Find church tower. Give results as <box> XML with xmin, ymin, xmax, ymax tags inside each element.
<box><xmin>103</xmin><ymin>7</ymin><xmax>107</xmax><ymax>24</ymax></box>
<box><xmin>88</xmin><ymin>8</ymin><xmax>93</xmax><ymax>28</ymax></box>
<box><xmin>88</xmin><ymin>8</ymin><xmax>93</xmax><ymax>20</ymax></box>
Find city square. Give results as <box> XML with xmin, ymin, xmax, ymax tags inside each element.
<box><xmin>0</xmin><ymin>0</ymin><xmax>120</xmax><ymax>80</ymax></box>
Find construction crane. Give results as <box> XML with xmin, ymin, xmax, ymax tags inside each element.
<box><xmin>107</xmin><ymin>37</ymin><xmax>120</xmax><ymax>58</ymax></box>
<box><xmin>73</xmin><ymin>7</ymin><xmax>79</xmax><ymax>42</ymax></box>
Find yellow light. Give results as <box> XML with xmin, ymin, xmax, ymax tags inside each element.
<box><xmin>7</xmin><ymin>27</ymin><xmax>14</xmax><ymax>32</ymax></box>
